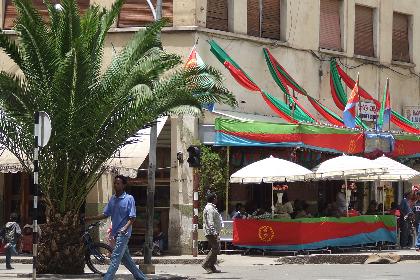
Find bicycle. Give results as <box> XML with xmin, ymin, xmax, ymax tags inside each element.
<box><xmin>83</xmin><ymin>221</ymin><xmax>113</xmax><ymax>275</ymax></box>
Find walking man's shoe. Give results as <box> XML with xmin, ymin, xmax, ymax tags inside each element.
<box><xmin>6</xmin><ymin>266</ymin><xmax>14</xmax><ymax>270</ymax></box>
<box><xmin>211</xmin><ymin>266</ymin><xmax>221</xmax><ymax>273</ymax></box>
<box><xmin>202</xmin><ymin>265</ymin><xmax>213</xmax><ymax>274</ymax></box>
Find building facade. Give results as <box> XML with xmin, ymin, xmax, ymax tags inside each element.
<box><xmin>1</xmin><ymin>0</ymin><xmax>420</xmax><ymax>254</ymax></box>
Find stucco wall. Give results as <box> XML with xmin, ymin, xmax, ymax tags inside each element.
<box><xmin>1</xmin><ymin>0</ymin><xmax>420</xmax><ymax>253</ymax></box>
<box><xmin>168</xmin><ymin>115</ymin><xmax>198</xmax><ymax>254</ymax></box>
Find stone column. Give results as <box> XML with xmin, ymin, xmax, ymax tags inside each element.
<box><xmin>196</xmin><ymin>0</ymin><xmax>207</xmax><ymax>27</ymax></box>
<box><xmin>0</xmin><ymin>0</ymin><xmax>4</xmax><ymax>29</ymax></box>
<box><xmin>228</xmin><ymin>0</ymin><xmax>247</xmax><ymax>34</ymax></box>
<box><xmin>173</xmin><ymin>0</ymin><xmax>197</xmax><ymax>26</ymax></box>
<box><xmin>85</xmin><ymin>173</ymin><xmax>114</xmax><ymax>242</ymax></box>
<box><xmin>168</xmin><ymin>115</ymin><xmax>198</xmax><ymax>254</ymax></box>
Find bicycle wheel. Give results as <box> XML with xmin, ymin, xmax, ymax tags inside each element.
<box><xmin>85</xmin><ymin>242</ymin><xmax>113</xmax><ymax>275</ymax></box>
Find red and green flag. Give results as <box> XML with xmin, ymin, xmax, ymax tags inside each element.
<box><xmin>330</xmin><ymin>59</ymin><xmax>420</xmax><ymax>134</ymax></box>
<box><xmin>377</xmin><ymin>79</ymin><xmax>391</xmax><ymax>131</ymax></box>
<box><xmin>208</xmin><ymin>40</ymin><xmax>316</xmax><ymax>124</ymax></box>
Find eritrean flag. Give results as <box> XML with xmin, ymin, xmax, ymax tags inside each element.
<box><xmin>377</xmin><ymin>79</ymin><xmax>391</xmax><ymax>131</ymax></box>
<box><xmin>185</xmin><ymin>45</ymin><xmax>205</xmax><ymax>69</ymax></box>
<box><xmin>185</xmin><ymin>45</ymin><xmax>214</xmax><ymax>111</ymax></box>
<box><xmin>343</xmin><ymin>80</ymin><xmax>360</xmax><ymax>128</ymax></box>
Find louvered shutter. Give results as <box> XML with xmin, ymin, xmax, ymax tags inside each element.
<box><xmin>118</xmin><ymin>0</ymin><xmax>173</xmax><ymax>27</ymax></box>
<box><xmin>392</xmin><ymin>12</ymin><xmax>410</xmax><ymax>62</ymax></box>
<box><xmin>3</xmin><ymin>0</ymin><xmax>89</xmax><ymax>29</ymax></box>
<box><xmin>261</xmin><ymin>0</ymin><xmax>280</xmax><ymax>40</ymax></box>
<box><xmin>247</xmin><ymin>0</ymin><xmax>260</xmax><ymax>37</ymax></box>
<box><xmin>206</xmin><ymin>0</ymin><xmax>228</xmax><ymax>31</ymax></box>
<box><xmin>319</xmin><ymin>0</ymin><xmax>341</xmax><ymax>51</ymax></box>
<box><xmin>354</xmin><ymin>5</ymin><xmax>374</xmax><ymax>57</ymax></box>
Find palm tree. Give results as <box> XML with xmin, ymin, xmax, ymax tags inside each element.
<box><xmin>0</xmin><ymin>0</ymin><xmax>236</xmax><ymax>273</ymax></box>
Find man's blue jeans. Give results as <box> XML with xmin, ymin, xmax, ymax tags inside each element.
<box><xmin>416</xmin><ymin>224</ymin><xmax>420</xmax><ymax>248</ymax></box>
<box><xmin>5</xmin><ymin>243</ymin><xmax>18</xmax><ymax>268</ymax></box>
<box><xmin>103</xmin><ymin>233</ymin><xmax>147</xmax><ymax>280</ymax></box>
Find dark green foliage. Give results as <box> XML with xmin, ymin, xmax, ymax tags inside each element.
<box><xmin>198</xmin><ymin>145</ymin><xmax>228</xmax><ymax>225</ymax></box>
<box><xmin>0</xmin><ymin>0</ymin><xmax>237</xmax><ymax>215</ymax></box>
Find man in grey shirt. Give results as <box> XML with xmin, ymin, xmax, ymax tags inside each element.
<box><xmin>202</xmin><ymin>191</ymin><xmax>222</xmax><ymax>274</ymax></box>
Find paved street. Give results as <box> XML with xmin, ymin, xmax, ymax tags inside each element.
<box><xmin>0</xmin><ymin>255</ymin><xmax>420</xmax><ymax>279</ymax></box>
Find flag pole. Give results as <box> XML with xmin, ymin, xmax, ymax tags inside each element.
<box><xmin>387</xmin><ymin>78</ymin><xmax>391</xmax><ymax>131</ymax></box>
<box><xmin>356</xmin><ymin>73</ymin><xmax>363</xmax><ymax>129</ymax></box>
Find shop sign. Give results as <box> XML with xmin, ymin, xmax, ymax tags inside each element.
<box><xmin>403</xmin><ymin>106</ymin><xmax>420</xmax><ymax>124</ymax></box>
<box><xmin>272</xmin><ymin>184</ymin><xmax>289</xmax><ymax>191</ymax></box>
<box><xmin>359</xmin><ymin>101</ymin><xmax>378</xmax><ymax>122</ymax></box>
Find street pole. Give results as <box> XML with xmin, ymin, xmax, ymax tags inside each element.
<box><xmin>32</xmin><ymin>111</ymin><xmax>51</xmax><ymax>280</ymax></box>
<box><xmin>192</xmin><ymin>169</ymin><xmax>199</xmax><ymax>257</ymax></box>
<box><xmin>32</xmin><ymin>112</ymin><xmax>40</xmax><ymax>280</ymax></box>
<box><xmin>144</xmin><ymin>0</ymin><xmax>162</xmax><ymax>268</ymax></box>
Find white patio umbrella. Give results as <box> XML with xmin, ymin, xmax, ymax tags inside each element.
<box><xmin>230</xmin><ymin>155</ymin><xmax>313</xmax><ymax>217</ymax></box>
<box><xmin>312</xmin><ymin>155</ymin><xmax>387</xmax><ymax>179</ymax></box>
<box><xmin>0</xmin><ymin>147</ymin><xmax>27</xmax><ymax>173</ymax></box>
<box><xmin>357</xmin><ymin>155</ymin><xmax>419</xmax><ymax>181</ymax></box>
<box><xmin>356</xmin><ymin>155</ymin><xmax>420</xmax><ymax>214</ymax></box>
<box><xmin>312</xmin><ymin>155</ymin><xmax>387</xmax><ymax>216</ymax></box>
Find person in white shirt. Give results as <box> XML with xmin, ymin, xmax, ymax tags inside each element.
<box><xmin>202</xmin><ymin>191</ymin><xmax>222</xmax><ymax>274</ymax></box>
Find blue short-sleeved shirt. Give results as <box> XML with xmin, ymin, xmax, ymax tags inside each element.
<box><xmin>103</xmin><ymin>192</ymin><xmax>136</xmax><ymax>237</ymax></box>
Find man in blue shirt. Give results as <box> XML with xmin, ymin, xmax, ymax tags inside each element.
<box><xmin>87</xmin><ymin>175</ymin><xmax>147</xmax><ymax>280</ymax></box>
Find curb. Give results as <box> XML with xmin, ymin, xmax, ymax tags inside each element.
<box><xmin>276</xmin><ymin>254</ymin><xmax>420</xmax><ymax>264</ymax></box>
<box><xmin>0</xmin><ymin>257</ymin><xmax>204</xmax><ymax>265</ymax></box>
<box><xmin>16</xmin><ymin>273</ymin><xmax>191</xmax><ymax>279</ymax></box>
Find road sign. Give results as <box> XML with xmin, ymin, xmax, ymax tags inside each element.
<box><xmin>36</xmin><ymin>111</ymin><xmax>51</xmax><ymax>147</ymax></box>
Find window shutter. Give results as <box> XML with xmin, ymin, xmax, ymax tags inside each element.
<box><xmin>392</xmin><ymin>12</ymin><xmax>410</xmax><ymax>62</ymax></box>
<box><xmin>118</xmin><ymin>0</ymin><xmax>173</xmax><ymax>28</ymax></box>
<box><xmin>247</xmin><ymin>0</ymin><xmax>260</xmax><ymax>37</ymax></box>
<box><xmin>261</xmin><ymin>0</ymin><xmax>280</xmax><ymax>40</ymax></box>
<box><xmin>206</xmin><ymin>0</ymin><xmax>228</xmax><ymax>31</ymax></box>
<box><xmin>3</xmin><ymin>0</ymin><xmax>17</xmax><ymax>29</ymax></box>
<box><xmin>3</xmin><ymin>0</ymin><xmax>89</xmax><ymax>29</ymax></box>
<box><xmin>354</xmin><ymin>5</ymin><xmax>374</xmax><ymax>57</ymax></box>
<box><xmin>319</xmin><ymin>0</ymin><xmax>341</xmax><ymax>51</ymax></box>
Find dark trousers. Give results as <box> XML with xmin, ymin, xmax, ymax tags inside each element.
<box><xmin>400</xmin><ymin>219</ymin><xmax>412</xmax><ymax>248</ymax></box>
<box><xmin>5</xmin><ymin>243</ymin><xmax>18</xmax><ymax>268</ymax></box>
<box><xmin>202</xmin><ymin>235</ymin><xmax>220</xmax><ymax>269</ymax></box>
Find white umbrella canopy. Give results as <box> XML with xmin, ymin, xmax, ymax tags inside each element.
<box><xmin>0</xmin><ymin>148</ymin><xmax>27</xmax><ymax>173</ymax></box>
<box><xmin>229</xmin><ymin>155</ymin><xmax>313</xmax><ymax>184</ymax></box>
<box><xmin>356</xmin><ymin>155</ymin><xmax>420</xmax><ymax>181</ymax></box>
<box><xmin>312</xmin><ymin>155</ymin><xmax>387</xmax><ymax>179</ymax></box>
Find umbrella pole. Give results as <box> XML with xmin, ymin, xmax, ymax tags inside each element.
<box><xmin>225</xmin><ymin>146</ymin><xmax>230</xmax><ymax>221</ymax></box>
<box><xmin>344</xmin><ymin>176</ymin><xmax>349</xmax><ymax>217</ymax></box>
<box><xmin>380</xmin><ymin>179</ymin><xmax>384</xmax><ymax>215</ymax></box>
<box><xmin>272</xmin><ymin>183</ymin><xmax>274</xmax><ymax>219</ymax></box>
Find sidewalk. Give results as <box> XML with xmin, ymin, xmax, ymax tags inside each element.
<box><xmin>0</xmin><ymin>250</ymin><xmax>419</xmax><ymax>279</ymax></box>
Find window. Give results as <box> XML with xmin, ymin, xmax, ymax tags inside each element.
<box><xmin>319</xmin><ymin>0</ymin><xmax>342</xmax><ymax>51</ymax></box>
<box><xmin>354</xmin><ymin>5</ymin><xmax>374</xmax><ymax>57</ymax></box>
<box><xmin>247</xmin><ymin>0</ymin><xmax>280</xmax><ymax>40</ymax></box>
<box><xmin>3</xmin><ymin>0</ymin><xmax>89</xmax><ymax>29</ymax></box>
<box><xmin>118</xmin><ymin>0</ymin><xmax>173</xmax><ymax>28</ymax></box>
<box><xmin>206</xmin><ymin>0</ymin><xmax>228</xmax><ymax>31</ymax></box>
<box><xmin>392</xmin><ymin>12</ymin><xmax>410</xmax><ymax>62</ymax></box>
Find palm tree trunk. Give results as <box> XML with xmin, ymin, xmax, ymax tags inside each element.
<box><xmin>37</xmin><ymin>211</ymin><xmax>85</xmax><ymax>274</ymax></box>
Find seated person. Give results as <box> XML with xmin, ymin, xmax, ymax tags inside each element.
<box><xmin>325</xmin><ymin>202</ymin><xmax>341</xmax><ymax>218</ymax></box>
<box><xmin>251</xmin><ymin>207</ymin><xmax>271</xmax><ymax>219</ymax></box>
<box><xmin>365</xmin><ymin>200</ymin><xmax>378</xmax><ymax>215</ymax></box>
<box><xmin>232</xmin><ymin>204</ymin><xmax>248</xmax><ymax>220</ymax></box>
<box><xmin>274</xmin><ymin>192</ymin><xmax>293</xmax><ymax>219</ymax></box>
<box><xmin>388</xmin><ymin>202</ymin><xmax>400</xmax><ymax>217</ymax></box>
<box><xmin>376</xmin><ymin>203</ymin><xmax>384</xmax><ymax>214</ymax></box>
<box><xmin>231</xmin><ymin>203</ymin><xmax>241</xmax><ymax>218</ymax></box>
<box><xmin>294</xmin><ymin>200</ymin><xmax>312</xmax><ymax>219</ymax></box>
